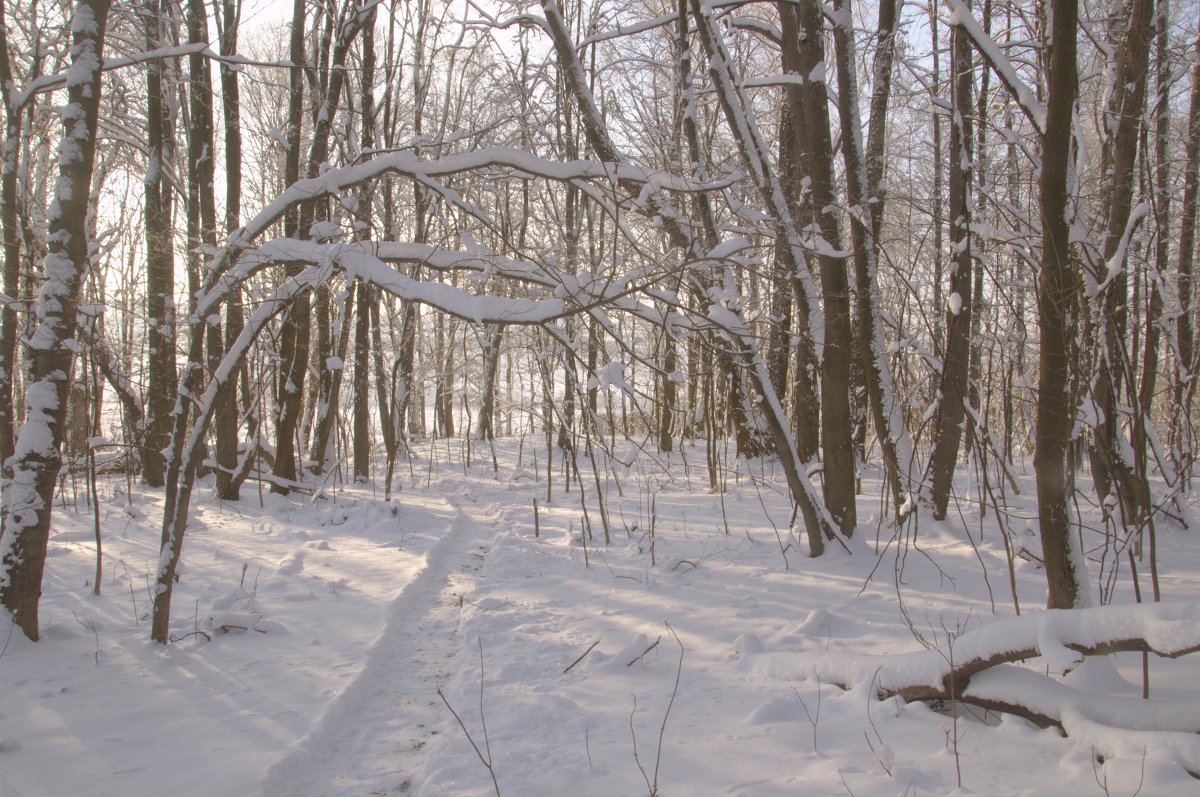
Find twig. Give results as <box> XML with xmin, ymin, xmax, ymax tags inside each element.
<box><xmin>628</xmin><ymin>622</ymin><xmax>686</xmax><ymax>797</ymax></box>
<box><xmin>837</xmin><ymin>762</ymin><xmax>857</xmax><ymax>797</ymax></box>
<box><xmin>654</xmin><ymin>622</ymin><xmax>685</xmax><ymax>791</ymax></box>
<box><xmin>72</xmin><ymin>612</ymin><xmax>100</xmax><ymax>664</ymax></box>
<box><xmin>629</xmin><ymin>694</ymin><xmax>650</xmax><ymax>791</ymax></box>
<box><xmin>865</xmin><ymin>668</ymin><xmax>894</xmax><ymax>778</ymax></box>
<box><xmin>437</xmin><ymin>640</ymin><xmax>502</xmax><ymax>797</ymax></box>
<box><xmin>563</xmin><ymin>640</ymin><xmax>601</xmax><ymax>673</ymax></box>
<box><xmin>1091</xmin><ymin>747</ymin><xmax>1112</xmax><ymax>797</ymax></box>
<box><xmin>128</xmin><ymin>578</ymin><xmax>139</xmax><ymax>624</ymax></box>
<box><xmin>627</xmin><ymin>635</ymin><xmax>662</xmax><ymax>667</ymax></box>
<box><xmin>794</xmin><ymin>678</ymin><xmax>822</xmax><ymax>753</ymax></box>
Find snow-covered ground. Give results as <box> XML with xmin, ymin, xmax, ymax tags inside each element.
<box><xmin>2</xmin><ymin>440</ymin><xmax>1198</xmax><ymax>796</ymax></box>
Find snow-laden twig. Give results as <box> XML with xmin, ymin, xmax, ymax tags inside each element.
<box><xmin>943</xmin><ymin>0</ymin><xmax>1046</xmax><ymax>133</ymax></box>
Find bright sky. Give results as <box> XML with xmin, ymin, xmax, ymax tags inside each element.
<box><xmin>240</xmin><ymin>0</ymin><xmax>294</xmax><ymax>29</ymax></box>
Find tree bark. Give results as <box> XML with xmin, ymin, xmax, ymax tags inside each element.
<box><xmin>928</xmin><ymin>7</ymin><xmax>975</xmax><ymax>519</ymax></box>
<box><xmin>272</xmin><ymin>0</ymin><xmax>309</xmax><ymax>491</ymax></box>
<box><xmin>1174</xmin><ymin>30</ymin><xmax>1200</xmax><ymax>463</ymax></box>
<box><xmin>1036</xmin><ymin>0</ymin><xmax>1085</xmax><ymax>609</ymax></box>
<box><xmin>787</xmin><ymin>0</ymin><xmax>857</xmax><ymax>534</ymax></box>
<box><xmin>1089</xmin><ymin>0</ymin><xmax>1154</xmax><ymax>522</ymax></box>
<box><xmin>310</xmin><ymin>285</ymin><xmax>354</xmax><ymax>475</ymax></box>
<box><xmin>214</xmin><ymin>0</ymin><xmax>244</xmax><ymax>500</ymax></box>
<box><xmin>0</xmin><ymin>0</ymin><xmax>111</xmax><ymax>640</ymax></box>
<box><xmin>832</xmin><ymin>0</ymin><xmax>913</xmax><ymax>516</ymax></box>
<box><xmin>274</xmin><ymin>0</ymin><xmax>369</xmax><ymax>490</ymax></box>
<box><xmin>476</xmin><ymin>324</ymin><xmax>504</xmax><ymax>441</ymax></box>
<box><xmin>352</xmin><ymin>280</ymin><xmax>372</xmax><ymax>480</ymax></box>
<box><xmin>1133</xmin><ymin>0</ymin><xmax>1171</xmax><ymax>517</ymax></box>
<box><xmin>773</xmin><ymin>9</ymin><xmax>820</xmax><ymax>465</ymax></box>
<box><xmin>0</xmin><ymin>3</ymin><xmax>21</xmax><ymax>467</ymax></box>
<box><xmin>351</xmin><ymin>5</ymin><xmax>377</xmax><ymax>482</ymax></box>
<box><xmin>185</xmin><ymin>0</ymin><xmax>221</xmax><ymax>487</ymax></box>
<box><xmin>142</xmin><ymin>0</ymin><xmax>177</xmax><ymax>488</ymax></box>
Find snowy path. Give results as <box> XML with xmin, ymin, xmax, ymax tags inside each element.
<box><xmin>260</xmin><ymin>490</ymin><xmax>495</xmax><ymax>797</ymax></box>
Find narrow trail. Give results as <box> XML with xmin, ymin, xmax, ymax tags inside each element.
<box><xmin>260</xmin><ymin>490</ymin><xmax>495</xmax><ymax>797</ymax></box>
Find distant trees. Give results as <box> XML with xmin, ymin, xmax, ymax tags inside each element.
<box><xmin>0</xmin><ymin>0</ymin><xmax>1198</xmax><ymax>638</ymax></box>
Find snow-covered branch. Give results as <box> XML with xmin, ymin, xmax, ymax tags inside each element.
<box><xmin>743</xmin><ymin>602</ymin><xmax>1200</xmax><ymax>774</ymax></box>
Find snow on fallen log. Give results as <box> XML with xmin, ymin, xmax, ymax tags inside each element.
<box><xmin>965</xmin><ymin>666</ymin><xmax>1200</xmax><ymax>774</ymax></box>
<box><xmin>740</xmin><ymin>602</ymin><xmax>1200</xmax><ymax>774</ymax></box>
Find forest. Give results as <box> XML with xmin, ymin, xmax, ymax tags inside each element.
<box><xmin>1</xmin><ymin>0</ymin><xmax>1199</xmax><ymax>792</ymax></box>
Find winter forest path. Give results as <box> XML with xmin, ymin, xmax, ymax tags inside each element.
<box><xmin>260</xmin><ymin>484</ymin><xmax>498</xmax><ymax>797</ymax></box>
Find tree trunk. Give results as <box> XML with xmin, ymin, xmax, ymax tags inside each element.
<box><xmin>927</xmin><ymin>7</ymin><xmax>975</xmax><ymax>519</ymax></box>
<box><xmin>310</xmin><ymin>283</ymin><xmax>336</xmax><ymax>473</ymax></box>
<box><xmin>311</xmin><ymin>279</ymin><xmax>355</xmax><ymax>476</ymax></box>
<box><xmin>683</xmin><ymin>0</ymin><xmax>835</xmax><ymax>547</ymax></box>
<box><xmin>434</xmin><ymin>315</ymin><xmax>455</xmax><ymax>438</ymax></box>
<box><xmin>789</xmin><ymin>0</ymin><xmax>857</xmax><ymax>535</ymax></box>
<box><xmin>929</xmin><ymin>5</ymin><xmax>945</xmax><ymax>358</ymax></box>
<box><xmin>186</xmin><ymin>0</ymin><xmax>220</xmax><ymax>487</ymax></box>
<box><xmin>273</xmin><ymin>0</ymin><xmax>368</xmax><ymax>490</ymax></box>
<box><xmin>476</xmin><ymin>324</ymin><xmax>504</xmax><ymax>441</ymax></box>
<box><xmin>372</xmin><ymin>294</ymin><xmax>400</xmax><ymax>492</ymax></box>
<box><xmin>351</xmin><ymin>2</ymin><xmax>377</xmax><ymax>482</ymax></box>
<box><xmin>352</xmin><ymin>280</ymin><xmax>372</xmax><ymax>481</ymax></box>
<box><xmin>0</xmin><ymin>3</ymin><xmax>21</xmax><ymax>467</ymax></box>
<box><xmin>0</xmin><ymin>0</ymin><xmax>111</xmax><ymax>640</ymax></box>
<box><xmin>1089</xmin><ymin>0</ymin><xmax>1154</xmax><ymax>524</ymax></box>
<box><xmin>1133</xmin><ymin>0</ymin><xmax>1171</xmax><ymax>516</ymax></box>
<box><xmin>142</xmin><ymin>0</ymin><xmax>177</xmax><ymax>488</ymax></box>
<box><xmin>832</xmin><ymin>0</ymin><xmax>913</xmax><ymax>516</ymax></box>
<box><xmin>658</xmin><ymin>328</ymin><xmax>676</xmax><ymax>453</ymax></box>
<box><xmin>1174</xmin><ymin>29</ymin><xmax>1200</xmax><ymax>465</ymax></box>
<box><xmin>272</xmin><ymin>0</ymin><xmax>309</xmax><ymax>491</ymax></box>
<box><xmin>1036</xmin><ymin>0</ymin><xmax>1086</xmax><ymax>609</ymax></box>
<box><xmin>774</xmin><ymin>31</ymin><xmax>820</xmax><ymax>465</ymax></box>
<box><xmin>214</xmin><ymin>0</ymin><xmax>244</xmax><ymax>500</ymax></box>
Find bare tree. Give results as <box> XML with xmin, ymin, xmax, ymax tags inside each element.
<box><xmin>0</xmin><ymin>2</ymin><xmax>22</xmax><ymax>468</ymax></box>
<box><xmin>271</xmin><ymin>0</ymin><xmax>309</xmax><ymax>491</ymax></box>
<box><xmin>141</xmin><ymin>0</ymin><xmax>177</xmax><ymax>488</ymax></box>
<box><xmin>214</xmin><ymin>0</ymin><xmax>246</xmax><ymax>500</ymax></box>
<box><xmin>927</xmin><ymin>2</ymin><xmax>976</xmax><ymax>519</ymax></box>
<box><xmin>782</xmin><ymin>0</ymin><xmax>858</xmax><ymax>534</ymax></box>
<box><xmin>0</xmin><ymin>0</ymin><xmax>112</xmax><ymax>640</ymax></box>
<box><xmin>1035</xmin><ymin>0</ymin><xmax>1085</xmax><ymax>609</ymax></box>
<box><xmin>1088</xmin><ymin>0</ymin><xmax>1154</xmax><ymax>523</ymax></box>
<box><xmin>832</xmin><ymin>0</ymin><xmax>914</xmax><ymax>516</ymax></box>
<box><xmin>351</xmin><ymin>2</ymin><xmax>378</xmax><ymax>482</ymax></box>
<box><xmin>1174</xmin><ymin>28</ymin><xmax>1200</xmax><ymax>469</ymax></box>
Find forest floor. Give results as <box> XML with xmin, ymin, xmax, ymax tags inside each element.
<box><xmin>2</xmin><ymin>438</ymin><xmax>1199</xmax><ymax>796</ymax></box>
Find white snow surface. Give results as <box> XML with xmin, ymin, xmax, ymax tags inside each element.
<box><xmin>2</xmin><ymin>441</ymin><xmax>1198</xmax><ymax>796</ymax></box>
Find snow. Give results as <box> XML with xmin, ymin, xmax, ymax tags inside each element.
<box><xmin>948</xmin><ymin>291</ymin><xmax>963</xmax><ymax>316</ymax></box>
<box><xmin>308</xmin><ymin>220</ymin><xmax>342</xmax><ymax>241</ymax></box>
<box><xmin>3</xmin><ymin>443</ymin><xmax>1199</xmax><ymax>796</ymax></box>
